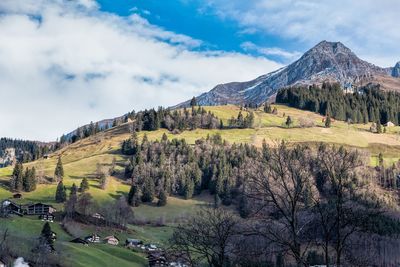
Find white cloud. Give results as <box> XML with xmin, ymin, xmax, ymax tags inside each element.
<box><xmin>205</xmin><ymin>0</ymin><xmax>400</xmax><ymax>67</ymax></box>
<box><xmin>0</xmin><ymin>0</ymin><xmax>281</xmax><ymax>141</ymax></box>
<box><xmin>241</xmin><ymin>41</ymin><xmax>301</xmax><ymax>62</ymax></box>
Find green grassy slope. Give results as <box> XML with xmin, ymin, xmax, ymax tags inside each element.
<box><xmin>1</xmin><ymin>104</ymin><xmax>400</xmax><ymax>266</ymax></box>
<box><xmin>2</xmin><ymin>104</ymin><xmax>400</xmax><ymax>201</ymax></box>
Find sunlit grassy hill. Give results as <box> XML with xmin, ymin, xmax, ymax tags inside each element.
<box><xmin>2</xmin><ymin>104</ymin><xmax>400</xmax><ymax>203</ymax></box>
<box><xmin>1</xmin><ymin>104</ymin><xmax>400</xmax><ymax>266</ymax></box>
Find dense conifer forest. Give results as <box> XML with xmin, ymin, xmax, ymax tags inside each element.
<box><xmin>276</xmin><ymin>83</ymin><xmax>400</xmax><ymax>125</ymax></box>
<box><xmin>0</xmin><ymin>138</ymin><xmax>53</xmax><ymax>163</ymax></box>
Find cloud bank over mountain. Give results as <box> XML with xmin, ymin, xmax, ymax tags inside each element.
<box><xmin>0</xmin><ymin>0</ymin><xmax>281</xmax><ymax>141</ymax></box>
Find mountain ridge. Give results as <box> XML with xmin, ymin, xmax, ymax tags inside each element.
<box><xmin>177</xmin><ymin>41</ymin><xmax>400</xmax><ymax>107</ymax></box>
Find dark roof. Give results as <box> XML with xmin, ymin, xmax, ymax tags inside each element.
<box><xmin>70</xmin><ymin>238</ymin><xmax>89</xmax><ymax>244</ymax></box>
<box><xmin>27</xmin><ymin>202</ymin><xmax>55</xmax><ymax>208</ymax></box>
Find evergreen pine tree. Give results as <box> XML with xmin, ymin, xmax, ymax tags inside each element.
<box><xmin>11</xmin><ymin>162</ymin><xmax>24</xmax><ymax>191</ymax></box>
<box><xmin>378</xmin><ymin>153</ymin><xmax>384</xmax><ymax>167</ymax></box>
<box><xmin>325</xmin><ymin>114</ymin><xmax>331</xmax><ymax>128</ymax></box>
<box><xmin>157</xmin><ymin>189</ymin><xmax>167</xmax><ymax>206</ymax></box>
<box><xmin>80</xmin><ymin>177</ymin><xmax>90</xmax><ymax>192</ymax></box>
<box><xmin>65</xmin><ymin>183</ymin><xmax>78</xmax><ymax>217</ymax></box>
<box><xmin>41</xmin><ymin>222</ymin><xmax>54</xmax><ymax>244</ymax></box>
<box><xmin>213</xmin><ymin>194</ymin><xmax>221</xmax><ymax>209</ymax></box>
<box><xmin>190</xmin><ymin>96</ymin><xmax>197</xmax><ymax>107</ymax></box>
<box><xmin>141</xmin><ymin>177</ymin><xmax>155</xmax><ymax>202</ymax></box>
<box><xmin>183</xmin><ymin>178</ymin><xmax>194</xmax><ymax>199</ymax></box>
<box><xmin>377</xmin><ymin>120</ymin><xmax>382</xmax><ymax>134</ymax></box>
<box><xmin>264</xmin><ymin>103</ymin><xmax>272</xmax><ymax>113</ymax></box>
<box><xmin>23</xmin><ymin>167</ymin><xmax>29</xmax><ymax>192</ymax></box>
<box><xmin>285</xmin><ymin>116</ymin><xmax>293</xmax><ymax>128</ymax></box>
<box><xmin>23</xmin><ymin>167</ymin><xmax>37</xmax><ymax>192</ymax></box>
<box><xmin>54</xmin><ymin>157</ymin><xmax>64</xmax><ymax>181</ymax></box>
<box><xmin>55</xmin><ymin>181</ymin><xmax>67</xmax><ymax>203</ymax></box>
<box><xmin>219</xmin><ymin>119</ymin><xmax>224</xmax><ymax>129</ymax></box>
<box><xmin>127</xmin><ymin>184</ymin><xmax>141</xmax><ymax>207</ymax></box>
<box><xmin>39</xmin><ymin>222</ymin><xmax>55</xmax><ymax>252</ymax></box>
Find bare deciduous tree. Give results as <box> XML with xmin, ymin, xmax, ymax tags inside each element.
<box><xmin>247</xmin><ymin>142</ymin><xmax>316</xmax><ymax>267</ymax></box>
<box><xmin>170</xmin><ymin>207</ymin><xmax>239</xmax><ymax>267</ymax></box>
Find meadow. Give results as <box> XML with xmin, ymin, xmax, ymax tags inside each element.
<box><xmin>1</xmin><ymin>104</ymin><xmax>400</xmax><ymax>266</ymax></box>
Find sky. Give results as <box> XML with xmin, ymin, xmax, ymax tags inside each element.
<box><xmin>0</xmin><ymin>0</ymin><xmax>399</xmax><ymax>141</ymax></box>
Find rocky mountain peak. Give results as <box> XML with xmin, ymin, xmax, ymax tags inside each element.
<box><xmin>307</xmin><ymin>40</ymin><xmax>353</xmax><ymax>56</ymax></box>
<box><xmin>176</xmin><ymin>41</ymin><xmax>399</xmax><ymax>107</ymax></box>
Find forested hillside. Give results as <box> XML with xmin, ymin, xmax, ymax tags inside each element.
<box><xmin>276</xmin><ymin>83</ymin><xmax>400</xmax><ymax>125</ymax></box>
<box><xmin>0</xmin><ymin>138</ymin><xmax>53</xmax><ymax>164</ymax></box>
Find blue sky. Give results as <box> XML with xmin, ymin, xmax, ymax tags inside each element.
<box><xmin>0</xmin><ymin>0</ymin><xmax>399</xmax><ymax>140</ymax></box>
<box><xmin>96</xmin><ymin>0</ymin><xmax>301</xmax><ymax>63</ymax></box>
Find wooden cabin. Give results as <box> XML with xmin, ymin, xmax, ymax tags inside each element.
<box><xmin>126</xmin><ymin>238</ymin><xmax>143</xmax><ymax>247</ymax></box>
<box><xmin>104</xmin><ymin>235</ymin><xmax>119</xmax><ymax>246</ymax></box>
<box><xmin>1</xmin><ymin>200</ymin><xmax>24</xmax><ymax>216</ymax></box>
<box><xmin>26</xmin><ymin>203</ymin><xmax>56</xmax><ymax>215</ymax></box>
<box><xmin>85</xmin><ymin>234</ymin><xmax>101</xmax><ymax>243</ymax></box>
<box><xmin>148</xmin><ymin>253</ymin><xmax>168</xmax><ymax>267</ymax></box>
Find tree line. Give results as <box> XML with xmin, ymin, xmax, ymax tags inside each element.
<box><xmin>61</xmin><ymin>102</ymin><xmax>253</xmax><ymax>146</ymax></box>
<box><xmin>0</xmin><ymin>138</ymin><xmax>54</xmax><ymax>164</ymax></box>
<box><xmin>276</xmin><ymin>82</ymin><xmax>400</xmax><ymax>125</ymax></box>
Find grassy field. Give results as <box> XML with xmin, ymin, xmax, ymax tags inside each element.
<box><xmin>1</xmin><ymin>104</ymin><xmax>400</xmax><ymax>265</ymax></box>
<box><xmin>0</xmin><ymin>216</ymin><xmax>148</xmax><ymax>267</ymax></box>
<box><xmin>2</xmin><ymin>104</ymin><xmax>400</xmax><ymax>204</ymax></box>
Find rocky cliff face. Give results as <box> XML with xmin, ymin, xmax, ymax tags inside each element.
<box><xmin>177</xmin><ymin>41</ymin><xmax>398</xmax><ymax>107</ymax></box>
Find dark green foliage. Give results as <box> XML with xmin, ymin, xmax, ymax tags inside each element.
<box><xmin>378</xmin><ymin>153</ymin><xmax>384</xmax><ymax>167</ymax></box>
<box><xmin>190</xmin><ymin>96</ymin><xmax>197</xmax><ymax>107</ymax></box>
<box><xmin>276</xmin><ymin>83</ymin><xmax>400</xmax><ymax>125</ymax></box>
<box><xmin>79</xmin><ymin>177</ymin><xmax>89</xmax><ymax>192</ymax></box>
<box><xmin>123</xmin><ymin>134</ymin><xmax>260</xmax><ymax>202</ymax></box>
<box><xmin>54</xmin><ymin>157</ymin><xmax>64</xmax><ymax>180</ymax></box>
<box><xmin>39</xmin><ymin>222</ymin><xmax>55</xmax><ymax>252</ymax></box>
<box><xmin>22</xmin><ymin>167</ymin><xmax>36</xmax><ymax>192</ymax></box>
<box><xmin>0</xmin><ymin>138</ymin><xmax>53</xmax><ymax>164</ymax></box>
<box><xmin>141</xmin><ymin>177</ymin><xmax>155</xmax><ymax>203</ymax></box>
<box><xmin>377</xmin><ymin>120</ymin><xmax>382</xmax><ymax>133</ymax></box>
<box><xmin>121</xmin><ymin>132</ymin><xmax>139</xmax><ymax>156</ymax></box>
<box><xmin>285</xmin><ymin>116</ymin><xmax>293</xmax><ymax>127</ymax></box>
<box><xmin>183</xmin><ymin>178</ymin><xmax>194</xmax><ymax>199</ymax></box>
<box><xmin>214</xmin><ymin>194</ymin><xmax>221</xmax><ymax>209</ymax></box>
<box><xmin>65</xmin><ymin>184</ymin><xmax>78</xmax><ymax>217</ymax></box>
<box><xmin>264</xmin><ymin>103</ymin><xmax>272</xmax><ymax>113</ymax></box>
<box><xmin>127</xmin><ymin>184</ymin><xmax>141</xmax><ymax>207</ymax></box>
<box><xmin>325</xmin><ymin>114</ymin><xmax>331</xmax><ymax>128</ymax></box>
<box><xmin>55</xmin><ymin>181</ymin><xmax>67</xmax><ymax>203</ymax></box>
<box><xmin>157</xmin><ymin>189</ymin><xmax>167</xmax><ymax>206</ymax></box>
<box><xmin>11</xmin><ymin>162</ymin><xmax>24</xmax><ymax>191</ymax></box>
<box><xmin>228</xmin><ymin>111</ymin><xmax>254</xmax><ymax>128</ymax></box>
<box><xmin>70</xmin><ymin>183</ymin><xmax>78</xmax><ymax>196</ymax></box>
